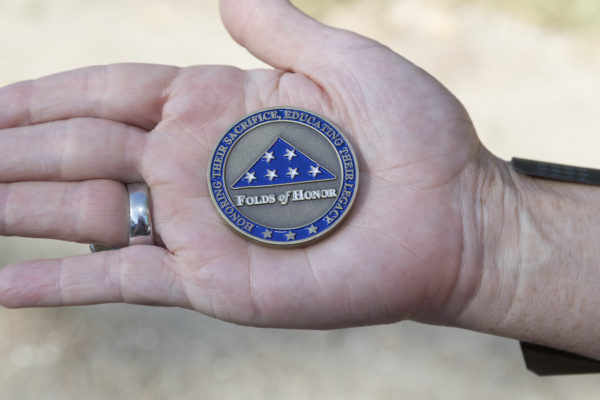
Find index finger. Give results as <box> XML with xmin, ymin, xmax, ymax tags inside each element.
<box><xmin>0</xmin><ymin>63</ymin><xmax>179</xmax><ymax>130</ymax></box>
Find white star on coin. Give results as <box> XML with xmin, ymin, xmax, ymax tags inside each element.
<box><xmin>263</xmin><ymin>151</ymin><xmax>275</xmax><ymax>163</ymax></box>
<box><xmin>265</xmin><ymin>169</ymin><xmax>278</xmax><ymax>181</ymax></box>
<box><xmin>285</xmin><ymin>231</ymin><xmax>296</xmax><ymax>240</ymax></box>
<box><xmin>244</xmin><ymin>171</ymin><xmax>257</xmax><ymax>183</ymax></box>
<box><xmin>262</xmin><ymin>229</ymin><xmax>273</xmax><ymax>239</ymax></box>
<box><xmin>308</xmin><ymin>165</ymin><xmax>321</xmax><ymax>178</ymax></box>
<box><xmin>307</xmin><ymin>225</ymin><xmax>318</xmax><ymax>234</ymax></box>
<box><xmin>283</xmin><ymin>148</ymin><xmax>297</xmax><ymax>161</ymax></box>
<box><xmin>286</xmin><ymin>167</ymin><xmax>299</xmax><ymax>179</ymax></box>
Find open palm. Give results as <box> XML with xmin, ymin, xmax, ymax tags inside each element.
<box><xmin>0</xmin><ymin>0</ymin><xmax>494</xmax><ymax>329</ymax></box>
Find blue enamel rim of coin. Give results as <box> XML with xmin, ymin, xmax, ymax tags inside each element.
<box><xmin>208</xmin><ymin>107</ymin><xmax>358</xmax><ymax>246</ymax></box>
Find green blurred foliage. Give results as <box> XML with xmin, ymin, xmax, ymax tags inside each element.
<box><xmin>461</xmin><ymin>0</ymin><xmax>600</xmax><ymax>32</ymax></box>
<box><xmin>293</xmin><ymin>0</ymin><xmax>600</xmax><ymax>32</ymax></box>
<box><xmin>292</xmin><ymin>0</ymin><xmax>353</xmax><ymax>17</ymax></box>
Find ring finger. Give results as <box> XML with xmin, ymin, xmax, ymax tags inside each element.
<box><xmin>0</xmin><ymin>180</ymin><xmax>129</xmax><ymax>246</ymax></box>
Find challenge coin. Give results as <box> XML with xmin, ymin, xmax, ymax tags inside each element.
<box><xmin>207</xmin><ymin>107</ymin><xmax>358</xmax><ymax>246</ymax></box>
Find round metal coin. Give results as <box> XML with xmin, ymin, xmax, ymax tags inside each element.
<box><xmin>207</xmin><ymin>107</ymin><xmax>359</xmax><ymax>247</ymax></box>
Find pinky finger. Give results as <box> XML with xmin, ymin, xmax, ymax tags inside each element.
<box><xmin>0</xmin><ymin>246</ymin><xmax>191</xmax><ymax>309</ymax></box>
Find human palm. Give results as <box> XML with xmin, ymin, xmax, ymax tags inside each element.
<box><xmin>0</xmin><ymin>0</ymin><xmax>491</xmax><ymax>329</ymax></box>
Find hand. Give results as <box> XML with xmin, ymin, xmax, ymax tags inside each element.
<box><xmin>0</xmin><ymin>0</ymin><xmax>500</xmax><ymax>329</ymax></box>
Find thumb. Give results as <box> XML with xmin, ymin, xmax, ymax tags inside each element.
<box><xmin>219</xmin><ymin>0</ymin><xmax>378</xmax><ymax>76</ymax></box>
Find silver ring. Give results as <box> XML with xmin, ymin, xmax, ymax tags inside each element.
<box><xmin>90</xmin><ymin>183</ymin><xmax>154</xmax><ymax>252</ymax></box>
<box><xmin>127</xmin><ymin>183</ymin><xmax>154</xmax><ymax>246</ymax></box>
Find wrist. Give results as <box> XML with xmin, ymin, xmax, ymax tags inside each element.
<box><xmin>457</xmin><ymin>156</ymin><xmax>600</xmax><ymax>359</ymax></box>
<box><xmin>450</xmin><ymin>153</ymin><xmax>521</xmax><ymax>331</ymax></box>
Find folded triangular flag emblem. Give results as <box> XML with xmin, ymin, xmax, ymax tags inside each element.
<box><xmin>233</xmin><ymin>137</ymin><xmax>336</xmax><ymax>189</ymax></box>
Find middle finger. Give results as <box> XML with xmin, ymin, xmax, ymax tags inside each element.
<box><xmin>0</xmin><ymin>117</ymin><xmax>145</xmax><ymax>183</ymax></box>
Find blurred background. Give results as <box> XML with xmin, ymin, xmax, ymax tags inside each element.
<box><xmin>1</xmin><ymin>0</ymin><xmax>600</xmax><ymax>398</ymax></box>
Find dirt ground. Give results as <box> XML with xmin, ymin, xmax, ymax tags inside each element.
<box><xmin>1</xmin><ymin>0</ymin><xmax>600</xmax><ymax>398</ymax></box>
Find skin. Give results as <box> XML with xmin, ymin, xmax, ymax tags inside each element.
<box><xmin>1</xmin><ymin>0</ymin><xmax>599</xmax><ymax>359</ymax></box>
